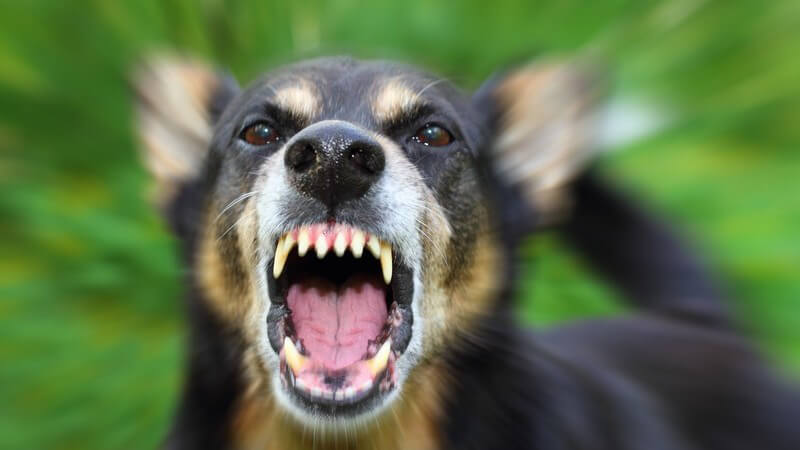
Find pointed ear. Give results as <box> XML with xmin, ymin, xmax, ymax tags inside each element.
<box><xmin>132</xmin><ymin>56</ymin><xmax>239</xmax><ymax>209</ymax></box>
<box><xmin>473</xmin><ymin>59</ymin><xmax>605</xmax><ymax>226</ymax></box>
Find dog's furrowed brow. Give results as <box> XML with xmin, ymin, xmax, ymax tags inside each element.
<box><xmin>372</xmin><ymin>79</ymin><xmax>430</xmax><ymax>127</ymax></box>
<box><xmin>270</xmin><ymin>81</ymin><xmax>320</xmax><ymax>124</ymax></box>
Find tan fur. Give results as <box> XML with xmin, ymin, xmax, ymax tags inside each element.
<box><xmin>372</xmin><ymin>78</ymin><xmax>424</xmax><ymax>124</ymax></box>
<box><xmin>274</xmin><ymin>81</ymin><xmax>320</xmax><ymax>123</ymax></box>
<box><xmin>197</xmin><ymin>198</ymin><xmax>259</xmax><ymax>326</ymax></box>
<box><xmin>493</xmin><ymin>61</ymin><xmax>600</xmax><ymax>225</ymax></box>
<box><xmin>423</xmin><ymin>221</ymin><xmax>505</xmax><ymax>354</ymax></box>
<box><xmin>133</xmin><ymin>57</ymin><xmax>219</xmax><ymax>208</ymax></box>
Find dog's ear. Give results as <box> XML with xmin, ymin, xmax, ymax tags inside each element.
<box><xmin>132</xmin><ymin>56</ymin><xmax>239</xmax><ymax>209</ymax></box>
<box><xmin>473</xmin><ymin>59</ymin><xmax>605</xmax><ymax>228</ymax></box>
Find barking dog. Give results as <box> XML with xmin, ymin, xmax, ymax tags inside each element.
<box><xmin>134</xmin><ymin>56</ymin><xmax>800</xmax><ymax>449</ymax></box>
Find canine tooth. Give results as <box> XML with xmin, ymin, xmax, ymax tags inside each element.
<box><xmin>283</xmin><ymin>337</ymin><xmax>308</xmax><ymax>373</ymax></box>
<box><xmin>380</xmin><ymin>241</ymin><xmax>392</xmax><ymax>284</ymax></box>
<box><xmin>296</xmin><ymin>378</ymin><xmax>306</xmax><ymax>391</ymax></box>
<box><xmin>315</xmin><ymin>233</ymin><xmax>328</xmax><ymax>259</ymax></box>
<box><xmin>368</xmin><ymin>340</ymin><xmax>392</xmax><ymax>376</ymax></box>
<box><xmin>351</xmin><ymin>230</ymin><xmax>365</xmax><ymax>258</ymax></box>
<box><xmin>367</xmin><ymin>235</ymin><xmax>381</xmax><ymax>259</ymax></box>
<box><xmin>297</xmin><ymin>228</ymin><xmax>311</xmax><ymax>256</ymax></box>
<box><xmin>334</xmin><ymin>231</ymin><xmax>347</xmax><ymax>257</ymax></box>
<box><xmin>360</xmin><ymin>380</ymin><xmax>373</xmax><ymax>392</ymax></box>
<box><xmin>311</xmin><ymin>387</ymin><xmax>322</xmax><ymax>397</ymax></box>
<box><xmin>344</xmin><ymin>387</ymin><xmax>355</xmax><ymax>399</ymax></box>
<box><xmin>273</xmin><ymin>236</ymin><xmax>288</xmax><ymax>278</ymax></box>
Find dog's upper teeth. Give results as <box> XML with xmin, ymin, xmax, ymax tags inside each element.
<box><xmin>315</xmin><ymin>233</ymin><xmax>329</xmax><ymax>259</ymax></box>
<box><xmin>284</xmin><ymin>233</ymin><xmax>297</xmax><ymax>253</ymax></box>
<box><xmin>351</xmin><ymin>230</ymin><xmax>365</xmax><ymax>258</ymax></box>
<box><xmin>297</xmin><ymin>228</ymin><xmax>311</xmax><ymax>256</ymax></box>
<box><xmin>367</xmin><ymin>235</ymin><xmax>381</xmax><ymax>259</ymax></box>
<box><xmin>380</xmin><ymin>241</ymin><xmax>392</xmax><ymax>284</ymax></box>
<box><xmin>272</xmin><ymin>226</ymin><xmax>393</xmax><ymax>282</ymax></box>
<box><xmin>273</xmin><ymin>235</ymin><xmax>289</xmax><ymax>279</ymax></box>
<box><xmin>333</xmin><ymin>231</ymin><xmax>347</xmax><ymax>257</ymax></box>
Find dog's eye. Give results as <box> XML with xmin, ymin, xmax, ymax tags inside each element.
<box><xmin>241</xmin><ymin>122</ymin><xmax>281</xmax><ymax>146</ymax></box>
<box><xmin>412</xmin><ymin>124</ymin><xmax>453</xmax><ymax>147</ymax></box>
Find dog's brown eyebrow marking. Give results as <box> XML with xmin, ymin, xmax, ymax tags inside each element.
<box><xmin>271</xmin><ymin>80</ymin><xmax>320</xmax><ymax>122</ymax></box>
<box><xmin>372</xmin><ymin>78</ymin><xmax>430</xmax><ymax>125</ymax></box>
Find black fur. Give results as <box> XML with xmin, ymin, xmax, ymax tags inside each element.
<box><xmin>164</xmin><ymin>284</ymin><xmax>245</xmax><ymax>449</ymax></box>
<box><xmin>154</xmin><ymin>57</ymin><xmax>800</xmax><ymax>449</ymax></box>
<box><xmin>441</xmin><ymin>170</ymin><xmax>800</xmax><ymax>450</ymax></box>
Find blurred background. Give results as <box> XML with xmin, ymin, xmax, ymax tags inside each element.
<box><xmin>1</xmin><ymin>0</ymin><xmax>798</xmax><ymax>448</ymax></box>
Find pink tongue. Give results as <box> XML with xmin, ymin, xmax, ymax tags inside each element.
<box><xmin>286</xmin><ymin>274</ymin><xmax>387</xmax><ymax>370</ymax></box>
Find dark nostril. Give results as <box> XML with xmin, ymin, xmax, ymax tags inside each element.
<box><xmin>285</xmin><ymin>141</ymin><xmax>317</xmax><ymax>173</ymax></box>
<box><xmin>348</xmin><ymin>144</ymin><xmax>385</xmax><ymax>175</ymax></box>
<box><xmin>283</xmin><ymin>123</ymin><xmax>386</xmax><ymax>208</ymax></box>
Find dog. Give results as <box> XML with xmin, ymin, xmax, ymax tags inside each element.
<box><xmin>133</xmin><ymin>55</ymin><xmax>800</xmax><ymax>449</ymax></box>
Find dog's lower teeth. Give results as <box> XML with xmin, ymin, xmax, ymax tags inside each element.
<box><xmin>284</xmin><ymin>337</ymin><xmax>308</xmax><ymax>372</ymax></box>
<box><xmin>368</xmin><ymin>339</ymin><xmax>392</xmax><ymax>376</ymax></box>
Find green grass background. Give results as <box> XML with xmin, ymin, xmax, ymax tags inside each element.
<box><xmin>1</xmin><ymin>1</ymin><xmax>798</xmax><ymax>448</ymax></box>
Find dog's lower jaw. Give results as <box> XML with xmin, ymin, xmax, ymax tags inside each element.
<box><xmin>232</xmin><ymin>351</ymin><xmax>445</xmax><ymax>450</ymax></box>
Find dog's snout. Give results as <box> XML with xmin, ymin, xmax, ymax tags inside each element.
<box><xmin>285</xmin><ymin>121</ymin><xmax>385</xmax><ymax>208</ymax></box>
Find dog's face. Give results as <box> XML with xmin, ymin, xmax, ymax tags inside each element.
<box><xmin>135</xmin><ymin>56</ymin><xmax>599</xmax><ymax>428</ymax></box>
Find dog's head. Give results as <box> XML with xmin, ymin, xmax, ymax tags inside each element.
<box><xmin>134</xmin><ymin>55</ymin><xmax>601</xmax><ymax>427</ymax></box>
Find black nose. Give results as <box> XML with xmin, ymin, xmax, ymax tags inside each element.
<box><xmin>284</xmin><ymin>121</ymin><xmax>385</xmax><ymax>208</ymax></box>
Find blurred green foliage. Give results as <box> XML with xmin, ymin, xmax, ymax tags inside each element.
<box><xmin>0</xmin><ymin>0</ymin><xmax>798</xmax><ymax>448</ymax></box>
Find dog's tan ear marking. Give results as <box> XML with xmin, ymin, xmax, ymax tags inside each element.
<box><xmin>132</xmin><ymin>56</ymin><xmax>239</xmax><ymax>208</ymax></box>
<box><xmin>477</xmin><ymin>59</ymin><xmax>605</xmax><ymax>225</ymax></box>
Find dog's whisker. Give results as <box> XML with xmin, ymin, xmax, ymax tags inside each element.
<box><xmin>215</xmin><ymin>190</ymin><xmax>259</xmax><ymax>222</ymax></box>
<box><xmin>216</xmin><ymin>209</ymin><xmax>255</xmax><ymax>241</ymax></box>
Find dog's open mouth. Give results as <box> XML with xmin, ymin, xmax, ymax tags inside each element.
<box><xmin>266</xmin><ymin>224</ymin><xmax>413</xmax><ymax>412</ymax></box>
